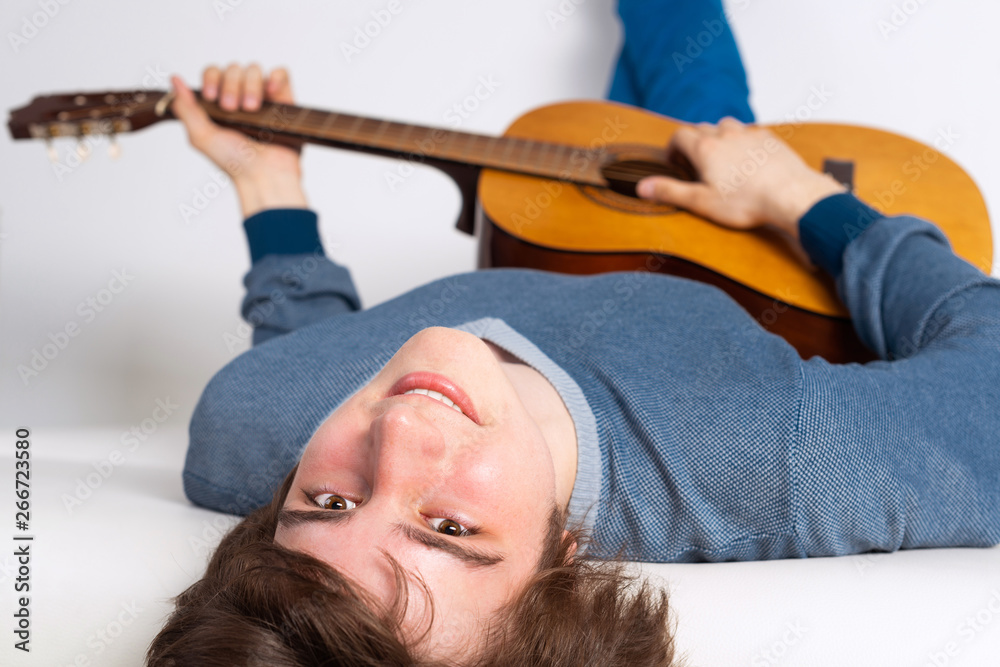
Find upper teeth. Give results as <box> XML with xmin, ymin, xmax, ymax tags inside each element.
<box><xmin>403</xmin><ymin>388</ymin><xmax>464</xmax><ymax>414</ymax></box>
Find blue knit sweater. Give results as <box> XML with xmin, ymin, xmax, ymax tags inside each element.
<box><xmin>183</xmin><ymin>195</ymin><xmax>1000</xmax><ymax>562</ymax></box>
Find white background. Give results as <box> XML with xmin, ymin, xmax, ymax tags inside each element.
<box><xmin>2</xmin><ymin>0</ymin><xmax>998</xmax><ymax>430</ymax></box>
<box><xmin>1</xmin><ymin>1</ymin><xmax>999</xmax><ymax>666</ymax></box>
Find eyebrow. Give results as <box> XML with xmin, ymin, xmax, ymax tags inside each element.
<box><xmin>277</xmin><ymin>507</ymin><xmax>505</xmax><ymax>569</ymax></box>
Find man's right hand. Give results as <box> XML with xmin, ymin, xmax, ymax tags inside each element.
<box><xmin>636</xmin><ymin>118</ymin><xmax>845</xmax><ymax>241</ymax></box>
<box><xmin>171</xmin><ymin>63</ymin><xmax>308</xmax><ymax>218</ymax></box>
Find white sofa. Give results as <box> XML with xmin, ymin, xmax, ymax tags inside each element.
<box><xmin>3</xmin><ymin>426</ymin><xmax>998</xmax><ymax>666</ymax></box>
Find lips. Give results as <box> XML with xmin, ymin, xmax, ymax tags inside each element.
<box><xmin>388</xmin><ymin>372</ymin><xmax>481</xmax><ymax>425</ymax></box>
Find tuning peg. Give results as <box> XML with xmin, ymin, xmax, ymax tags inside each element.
<box><xmin>108</xmin><ymin>135</ymin><xmax>121</xmax><ymax>159</ymax></box>
<box><xmin>45</xmin><ymin>139</ymin><xmax>58</xmax><ymax>163</ymax></box>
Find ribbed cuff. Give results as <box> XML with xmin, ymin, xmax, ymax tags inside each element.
<box><xmin>798</xmin><ymin>193</ymin><xmax>883</xmax><ymax>278</ymax></box>
<box><xmin>243</xmin><ymin>208</ymin><xmax>325</xmax><ymax>264</ymax></box>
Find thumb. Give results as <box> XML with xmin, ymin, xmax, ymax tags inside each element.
<box><xmin>170</xmin><ymin>75</ymin><xmax>216</xmax><ymax>149</ymax></box>
<box><xmin>636</xmin><ymin>175</ymin><xmax>707</xmax><ymax>211</ymax></box>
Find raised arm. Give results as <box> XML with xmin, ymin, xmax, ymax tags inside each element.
<box><xmin>171</xmin><ymin>65</ymin><xmax>361</xmax><ymax>346</ymax></box>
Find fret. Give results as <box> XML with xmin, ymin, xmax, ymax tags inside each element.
<box><xmin>370</xmin><ymin>119</ymin><xmax>390</xmax><ymax>147</ymax></box>
<box><xmin>568</xmin><ymin>147</ymin><xmax>588</xmax><ymax>176</ymax></box>
<box><xmin>500</xmin><ymin>137</ymin><xmax>516</xmax><ymax>167</ymax></box>
<box><xmin>552</xmin><ymin>144</ymin><xmax>569</xmax><ymax>175</ymax></box>
<box><xmin>347</xmin><ymin>115</ymin><xmax>367</xmax><ymax>143</ymax></box>
<box><xmin>292</xmin><ymin>105</ymin><xmax>311</xmax><ymax>125</ymax></box>
<box><xmin>535</xmin><ymin>141</ymin><xmax>551</xmax><ymax>171</ymax></box>
<box><xmin>517</xmin><ymin>139</ymin><xmax>534</xmax><ymax>165</ymax></box>
<box><xmin>442</xmin><ymin>128</ymin><xmax>458</xmax><ymax>158</ymax></box>
<box><xmin>393</xmin><ymin>122</ymin><xmax>414</xmax><ymax>153</ymax></box>
<box><xmin>318</xmin><ymin>110</ymin><xmax>339</xmax><ymax>137</ymax></box>
<box><xmin>457</xmin><ymin>132</ymin><xmax>475</xmax><ymax>163</ymax></box>
<box><xmin>210</xmin><ymin>100</ymin><xmax>598</xmax><ymax>184</ymax></box>
<box><xmin>409</xmin><ymin>126</ymin><xmax>438</xmax><ymax>157</ymax></box>
<box><xmin>484</xmin><ymin>136</ymin><xmax>499</xmax><ymax>162</ymax></box>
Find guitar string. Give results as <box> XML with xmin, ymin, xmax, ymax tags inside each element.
<box><xmin>73</xmin><ymin>98</ymin><xmax>672</xmax><ymax>185</ymax></box>
<box><xmin>63</xmin><ymin>98</ymin><xmax>593</xmax><ymax>176</ymax></box>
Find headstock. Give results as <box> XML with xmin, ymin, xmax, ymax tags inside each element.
<box><xmin>7</xmin><ymin>89</ymin><xmax>174</xmax><ymax>155</ymax></box>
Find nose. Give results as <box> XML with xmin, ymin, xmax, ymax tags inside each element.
<box><xmin>369</xmin><ymin>402</ymin><xmax>448</xmax><ymax>493</ymax></box>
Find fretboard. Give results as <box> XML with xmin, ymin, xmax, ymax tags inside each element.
<box><xmin>202</xmin><ymin>99</ymin><xmax>608</xmax><ymax>186</ymax></box>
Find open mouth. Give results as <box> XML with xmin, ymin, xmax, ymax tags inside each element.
<box><xmin>402</xmin><ymin>388</ymin><xmax>464</xmax><ymax>413</ymax></box>
<box><xmin>388</xmin><ymin>372</ymin><xmax>480</xmax><ymax>424</ymax></box>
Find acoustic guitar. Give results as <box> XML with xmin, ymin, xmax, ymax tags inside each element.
<box><xmin>8</xmin><ymin>90</ymin><xmax>992</xmax><ymax>363</ymax></box>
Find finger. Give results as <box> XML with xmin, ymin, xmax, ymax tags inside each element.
<box><xmin>266</xmin><ymin>67</ymin><xmax>295</xmax><ymax>104</ymax></box>
<box><xmin>170</xmin><ymin>75</ymin><xmax>216</xmax><ymax>149</ymax></box>
<box><xmin>243</xmin><ymin>63</ymin><xmax>263</xmax><ymax>111</ymax></box>
<box><xmin>637</xmin><ymin>175</ymin><xmax>709</xmax><ymax>211</ymax></box>
<box><xmin>202</xmin><ymin>66</ymin><xmax>222</xmax><ymax>101</ymax></box>
<box><xmin>666</xmin><ymin>126</ymin><xmax>702</xmax><ymax>165</ymax></box>
<box><xmin>717</xmin><ymin>116</ymin><xmax>744</xmax><ymax>132</ymax></box>
<box><xmin>220</xmin><ymin>63</ymin><xmax>243</xmax><ymax>111</ymax></box>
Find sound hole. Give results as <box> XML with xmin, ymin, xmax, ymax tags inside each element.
<box><xmin>601</xmin><ymin>157</ymin><xmax>699</xmax><ymax>198</ymax></box>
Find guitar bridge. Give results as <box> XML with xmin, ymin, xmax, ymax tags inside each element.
<box><xmin>822</xmin><ymin>158</ymin><xmax>855</xmax><ymax>192</ymax></box>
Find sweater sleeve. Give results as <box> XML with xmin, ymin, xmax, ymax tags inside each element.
<box><xmin>609</xmin><ymin>0</ymin><xmax>754</xmax><ymax>123</ymax></box>
<box><xmin>790</xmin><ymin>195</ymin><xmax>1000</xmax><ymax>556</ymax></box>
<box><xmin>239</xmin><ymin>208</ymin><xmax>362</xmax><ymax>346</ymax></box>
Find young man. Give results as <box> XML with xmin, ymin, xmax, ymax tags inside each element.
<box><xmin>143</xmin><ymin>60</ymin><xmax>1000</xmax><ymax>665</ymax></box>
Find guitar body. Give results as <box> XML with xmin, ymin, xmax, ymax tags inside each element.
<box><xmin>476</xmin><ymin>101</ymin><xmax>992</xmax><ymax>363</ymax></box>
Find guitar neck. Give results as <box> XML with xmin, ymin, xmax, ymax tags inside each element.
<box><xmin>201</xmin><ymin>97</ymin><xmax>608</xmax><ymax>187</ymax></box>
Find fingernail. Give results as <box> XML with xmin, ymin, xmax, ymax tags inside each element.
<box><xmin>204</xmin><ymin>85</ymin><xmax>217</xmax><ymax>99</ymax></box>
<box><xmin>222</xmin><ymin>93</ymin><xmax>236</xmax><ymax>108</ymax></box>
<box><xmin>636</xmin><ymin>179</ymin><xmax>653</xmax><ymax>199</ymax></box>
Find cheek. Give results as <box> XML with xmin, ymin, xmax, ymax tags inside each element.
<box><xmin>448</xmin><ymin>447</ymin><xmax>553</xmax><ymax>521</ymax></box>
<box><xmin>299</xmin><ymin>403</ymin><xmax>370</xmax><ymax>472</ymax></box>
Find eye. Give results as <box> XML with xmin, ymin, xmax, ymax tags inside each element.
<box><xmin>313</xmin><ymin>493</ymin><xmax>358</xmax><ymax>511</ymax></box>
<box><xmin>427</xmin><ymin>517</ymin><xmax>471</xmax><ymax>537</ymax></box>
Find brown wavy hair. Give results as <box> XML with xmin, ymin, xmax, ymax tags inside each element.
<box><xmin>146</xmin><ymin>463</ymin><xmax>678</xmax><ymax>666</ymax></box>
